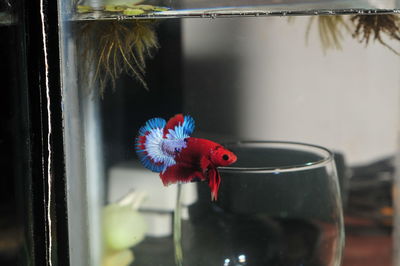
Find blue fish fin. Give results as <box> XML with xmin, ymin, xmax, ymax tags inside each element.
<box><xmin>135</xmin><ymin>117</ymin><xmax>175</xmax><ymax>172</ymax></box>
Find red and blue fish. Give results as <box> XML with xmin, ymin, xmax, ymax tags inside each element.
<box><xmin>135</xmin><ymin>114</ymin><xmax>237</xmax><ymax>201</ymax></box>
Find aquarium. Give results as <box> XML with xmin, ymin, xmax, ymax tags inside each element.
<box><xmin>53</xmin><ymin>0</ymin><xmax>400</xmax><ymax>265</ymax></box>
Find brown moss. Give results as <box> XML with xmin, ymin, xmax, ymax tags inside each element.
<box><xmin>351</xmin><ymin>14</ymin><xmax>400</xmax><ymax>55</ymax></box>
<box><xmin>76</xmin><ymin>20</ymin><xmax>159</xmax><ymax>96</ymax></box>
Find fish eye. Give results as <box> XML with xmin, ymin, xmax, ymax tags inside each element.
<box><xmin>222</xmin><ymin>154</ymin><xmax>229</xmax><ymax>161</ymax></box>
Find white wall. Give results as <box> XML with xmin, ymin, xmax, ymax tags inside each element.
<box><xmin>183</xmin><ymin>16</ymin><xmax>400</xmax><ymax>165</ymax></box>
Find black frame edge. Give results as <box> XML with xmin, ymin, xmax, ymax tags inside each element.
<box><xmin>24</xmin><ymin>0</ymin><xmax>70</xmax><ymax>264</ymax></box>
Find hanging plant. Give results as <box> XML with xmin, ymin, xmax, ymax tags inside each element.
<box><xmin>77</xmin><ymin>20</ymin><xmax>160</xmax><ymax>95</ymax></box>
<box><xmin>306</xmin><ymin>15</ymin><xmax>351</xmax><ymax>52</ymax></box>
<box><xmin>302</xmin><ymin>14</ymin><xmax>400</xmax><ymax>55</ymax></box>
<box><xmin>75</xmin><ymin>2</ymin><xmax>168</xmax><ymax>95</ymax></box>
<box><xmin>351</xmin><ymin>14</ymin><xmax>400</xmax><ymax>55</ymax></box>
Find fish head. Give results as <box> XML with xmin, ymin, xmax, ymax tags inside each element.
<box><xmin>210</xmin><ymin>145</ymin><xmax>237</xmax><ymax>167</ymax></box>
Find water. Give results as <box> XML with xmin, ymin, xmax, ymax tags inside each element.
<box><xmin>130</xmin><ymin>185</ymin><xmax>342</xmax><ymax>266</ymax></box>
<box><xmin>134</xmin><ymin>214</ymin><xmax>340</xmax><ymax>266</ymax></box>
<box><xmin>104</xmin><ymin>143</ymin><xmax>343</xmax><ymax>266</ymax></box>
<box><xmin>59</xmin><ymin>2</ymin><xmax>400</xmax><ymax>264</ymax></box>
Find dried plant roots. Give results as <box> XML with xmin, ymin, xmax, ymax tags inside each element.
<box><xmin>351</xmin><ymin>15</ymin><xmax>400</xmax><ymax>55</ymax></box>
<box><xmin>77</xmin><ymin>20</ymin><xmax>159</xmax><ymax>95</ymax></box>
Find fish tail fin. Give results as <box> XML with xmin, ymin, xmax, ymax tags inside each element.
<box><xmin>138</xmin><ymin>117</ymin><xmax>166</xmax><ymax>137</ymax></box>
<box><xmin>164</xmin><ymin>114</ymin><xmax>195</xmax><ymax>140</ymax></box>
<box><xmin>135</xmin><ymin>117</ymin><xmax>174</xmax><ymax>172</ymax></box>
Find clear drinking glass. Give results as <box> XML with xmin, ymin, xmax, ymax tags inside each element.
<box><xmin>170</xmin><ymin>141</ymin><xmax>344</xmax><ymax>266</ymax></box>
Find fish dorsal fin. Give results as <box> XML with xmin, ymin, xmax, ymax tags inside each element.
<box><xmin>164</xmin><ymin>114</ymin><xmax>184</xmax><ymax>137</ymax></box>
<box><xmin>164</xmin><ymin>114</ymin><xmax>195</xmax><ymax>140</ymax></box>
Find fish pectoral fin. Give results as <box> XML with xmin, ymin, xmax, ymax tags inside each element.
<box><xmin>207</xmin><ymin>167</ymin><xmax>221</xmax><ymax>201</ymax></box>
<box><xmin>200</xmin><ymin>156</ymin><xmax>212</xmax><ymax>172</ymax></box>
<box><xmin>160</xmin><ymin>164</ymin><xmax>205</xmax><ymax>186</ymax></box>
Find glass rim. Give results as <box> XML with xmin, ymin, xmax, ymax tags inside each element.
<box><xmin>219</xmin><ymin>141</ymin><xmax>334</xmax><ymax>173</ymax></box>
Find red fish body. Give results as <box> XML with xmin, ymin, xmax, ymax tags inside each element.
<box><xmin>135</xmin><ymin>114</ymin><xmax>237</xmax><ymax>200</ymax></box>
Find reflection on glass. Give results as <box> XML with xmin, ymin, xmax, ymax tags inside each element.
<box><xmin>0</xmin><ymin>0</ymin><xmax>14</xmax><ymax>26</ymax></box>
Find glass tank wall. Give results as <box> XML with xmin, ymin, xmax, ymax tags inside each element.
<box><xmin>58</xmin><ymin>0</ymin><xmax>400</xmax><ymax>266</ymax></box>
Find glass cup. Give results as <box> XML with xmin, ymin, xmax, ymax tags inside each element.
<box><xmin>178</xmin><ymin>141</ymin><xmax>345</xmax><ymax>266</ymax></box>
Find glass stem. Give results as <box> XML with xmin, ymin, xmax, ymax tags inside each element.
<box><xmin>174</xmin><ymin>184</ymin><xmax>183</xmax><ymax>266</ymax></box>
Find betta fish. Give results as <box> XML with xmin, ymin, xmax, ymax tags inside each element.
<box><xmin>135</xmin><ymin>114</ymin><xmax>237</xmax><ymax>201</ymax></box>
